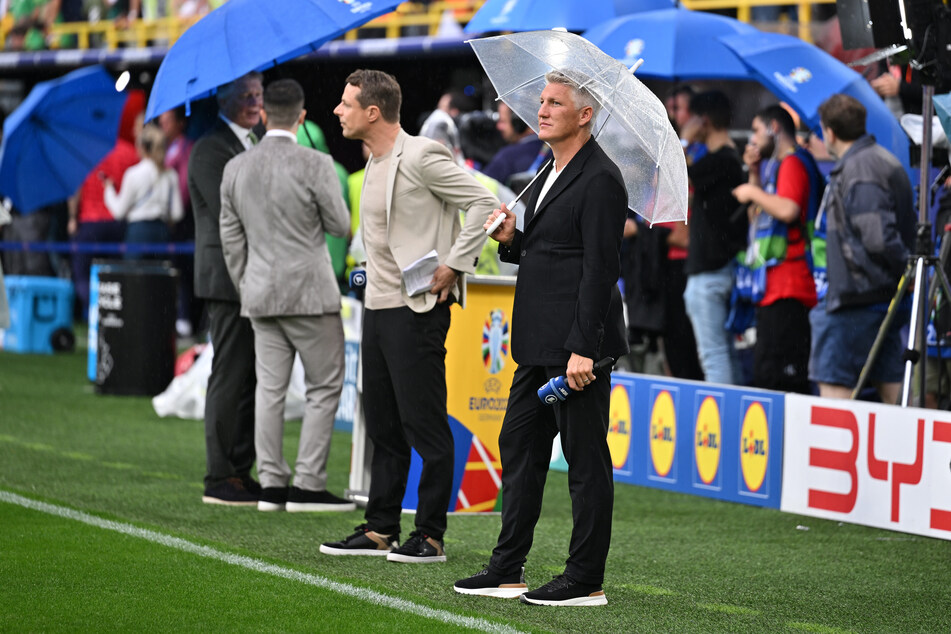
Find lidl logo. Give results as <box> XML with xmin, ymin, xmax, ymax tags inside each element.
<box><xmin>773</xmin><ymin>66</ymin><xmax>812</xmax><ymax>93</ymax></box>
<box><xmin>649</xmin><ymin>390</ymin><xmax>676</xmax><ymax>477</ymax></box>
<box><xmin>481</xmin><ymin>309</ymin><xmax>509</xmax><ymax>374</ymax></box>
<box><xmin>608</xmin><ymin>385</ymin><xmax>632</xmax><ymax>470</ymax></box>
<box><xmin>694</xmin><ymin>395</ymin><xmax>721</xmax><ymax>486</ymax></box>
<box><xmin>740</xmin><ymin>401</ymin><xmax>769</xmax><ymax>492</ymax></box>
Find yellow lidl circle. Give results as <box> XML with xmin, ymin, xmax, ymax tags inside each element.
<box><xmin>694</xmin><ymin>396</ymin><xmax>721</xmax><ymax>485</ymax></box>
<box><xmin>608</xmin><ymin>385</ymin><xmax>632</xmax><ymax>470</ymax></box>
<box><xmin>649</xmin><ymin>390</ymin><xmax>676</xmax><ymax>477</ymax></box>
<box><xmin>740</xmin><ymin>401</ymin><xmax>769</xmax><ymax>492</ymax></box>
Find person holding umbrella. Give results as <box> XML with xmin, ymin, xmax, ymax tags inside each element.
<box><xmin>454</xmin><ymin>70</ymin><xmax>628</xmax><ymax>606</ymax></box>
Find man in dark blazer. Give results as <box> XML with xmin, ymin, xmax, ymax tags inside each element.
<box><xmin>454</xmin><ymin>70</ymin><xmax>629</xmax><ymax>606</ymax></box>
<box><xmin>188</xmin><ymin>71</ymin><xmax>263</xmax><ymax>505</ymax></box>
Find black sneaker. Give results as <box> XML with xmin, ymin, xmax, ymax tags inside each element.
<box><xmin>519</xmin><ymin>574</ymin><xmax>607</xmax><ymax>606</ymax></box>
<box><xmin>258</xmin><ymin>487</ymin><xmax>288</xmax><ymax>512</ymax></box>
<box><xmin>386</xmin><ymin>530</ymin><xmax>446</xmax><ymax>563</ymax></box>
<box><xmin>202</xmin><ymin>477</ymin><xmax>258</xmax><ymax>506</ymax></box>
<box><xmin>286</xmin><ymin>487</ymin><xmax>357</xmax><ymax>512</ymax></box>
<box><xmin>454</xmin><ymin>565</ymin><xmax>527</xmax><ymax>598</ymax></box>
<box><xmin>241</xmin><ymin>476</ymin><xmax>262</xmax><ymax>496</ymax></box>
<box><xmin>320</xmin><ymin>524</ymin><xmax>400</xmax><ymax>556</ymax></box>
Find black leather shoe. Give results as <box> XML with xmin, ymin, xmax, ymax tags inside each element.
<box><xmin>202</xmin><ymin>477</ymin><xmax>258</xmax><ymax>506</ymax></box>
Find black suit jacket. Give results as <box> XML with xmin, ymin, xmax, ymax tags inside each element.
<box><xmin>500</xmin><ymin>136</ymin><xmax>629</xmax><ymax>366</ymax></box>
<box><xmin>188</xmin><ymin>119</ymin><xmax>246</xmax><ymax>301</ymax></box>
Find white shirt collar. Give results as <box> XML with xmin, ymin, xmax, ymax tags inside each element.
<box><xmin>264</xmin><ymin>129</ymin><xmax>297</xmax><ymax>141</ymax></box>
<box><xmin>219</xmin><ymin>113</ymin><xmax>254</xmax><ymax>150</ymax></box>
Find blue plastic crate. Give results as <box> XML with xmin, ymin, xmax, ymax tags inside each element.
<box><xmin>2</xmin><ymin>276</ymin><xmax>74</xmax><ymax>354</ymax></box>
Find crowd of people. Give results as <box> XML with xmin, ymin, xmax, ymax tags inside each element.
<box><xmin>0</xmin><ymin>48</ymin><xmax>940</xmax><ymax>604</ymax></box>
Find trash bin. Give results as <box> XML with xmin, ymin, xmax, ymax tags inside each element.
<box><xmin>95</xmin><ymin>260</ymin><xmax>178</xmax><ymax>396</ymax></box>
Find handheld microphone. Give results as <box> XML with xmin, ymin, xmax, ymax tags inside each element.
<box><xmin>536</xmin><ymin>357</ymin><xmax>615</xmax><ymax>405</ymax></box>
<box><xmin>349</xmin><ymin>268</ymin><xmax>366</xmax><ymax>289</ymax></box>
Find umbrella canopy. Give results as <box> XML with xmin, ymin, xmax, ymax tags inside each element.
<box><xmin>934</xmin><ymin>92</ymin><xmax>951</xmax><ymax>142</ymax></box>
<box><xmin>582</xmin><ymin>8</ymin><xmax>759</xmax><ymax>81</ymax></box>
<box><xmin>0</xmin><ymin>65</ymin><xmax>128</xmax><ymax>213</ymax></box>
<box><xmin>464</xmin><ymin>0</ymin><xmax>674</xmax><ymax>34</ymax></box>
<box><xmin>145</xmin><ymin>0</ymin><xmax>404</xmax><ymax>121</ymax></box>
<box><xmin>469</xmin><ymin>30</ymin><xmax>688</xmax><ymax>224</ymax></box>
<box><xmin>719</xmin><ymin>31</ymin><xmax>913</xmax><ymax>178</ymax></box>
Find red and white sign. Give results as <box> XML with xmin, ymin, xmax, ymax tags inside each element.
<box><xmin>782</xmin><ymin>394</ymin><xmax>951</xmax><ymax>541</ymax></box>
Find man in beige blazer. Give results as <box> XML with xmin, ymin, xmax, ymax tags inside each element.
<box><xmin>320</xmin><ymin>69</ymin><xmax>499</xmax><ymax>562</ymax></box>
<box><xmin>220</xmin><ymin>79</ymin><xmax>355</xmax><ymax>513</ymax></box>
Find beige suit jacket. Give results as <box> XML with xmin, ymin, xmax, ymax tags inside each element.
<box><xmin>371</xmin><ymin>129</ymin><xmax>499</xmax><ymax>312</ymax></box>
<box><xmin>219</xmin><ymin>135</ymin><xmax>351</xmax><ymax>318</ymax></box>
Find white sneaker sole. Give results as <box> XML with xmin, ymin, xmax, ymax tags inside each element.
<box><xmin>386</xmin><ymin>553</ymin><xmax>446</xmax><ymax>563</ymax></box>
<box><xmin>520</xmin><ymin>592</ymin><xmax>608</xmax><ymax>606</ymax></box>
<box><xmin>286</xmin><ymin>502</ymin><xmax>357</xmax><ymax>512</ymax></box>
<box><xmin>257</xmin><ymin>501</ymin><xmax>285</xmax><ymax>511</ymax></box>
<box><xmin>453</xmin><ymin>585</ymin><xmax>527</xmax><ymax>598</ymax></box>
<box><xmin>201</xmin><ymin>496</ymin><xmax>257</xmax><ymax>507</ymax></box>
<box><xmin>319</xmin><ymin>544</ymin><xmax>392</xmax><ymax>556</ymax></box>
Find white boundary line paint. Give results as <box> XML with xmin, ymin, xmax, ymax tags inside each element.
<box><xmin>0</xmin><ymin>490</ymin><xmax>523</xmax><ymax>634</ymax></box>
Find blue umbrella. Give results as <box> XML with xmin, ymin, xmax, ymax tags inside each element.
<box><xmin>719</xmin><ymin>31</ymin><xmax>913</xmax><ymax>178</ymax></box>
<box><xmin>464</xmin><ymin>0</ymin><xmax>674</xmax><ymax>34</ymax></box>
<box><xmin>145</xmin><ymin>0</ymin><xmax>404</xmax><ymax>121</ymax></box>
<box><xmin>0</xmin><ymin>65</ymin><xmax>127</xmax><ymax>213</ymax></box>
<box><xmin>933</xmin><ymin>93</ymin><xmax>951</xmax><ymax>142</ymax></box>
<box><xmin>582</xmin><ymin>8</ymin><xmax>758</xmax><ymax>81</ymax></box>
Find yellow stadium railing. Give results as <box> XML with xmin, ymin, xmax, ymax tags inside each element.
<box><xmin>1</xmin><ymin>0</ymin><xmax>837</xmax><ymax>53</ymax></box>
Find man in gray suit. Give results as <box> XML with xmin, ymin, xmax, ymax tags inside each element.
<box><xmin>320</xmin><ymin>69</ymin><xmax>499</xmax><ymax>562</ymax></box>
<box><xmin>188</xmin><ymin>72</ymin><xmax>263</xmax><ymax>506</ymax></box>
<box><xmin>220</xmin><ymin>79</ymin><xmax>355</xmax><ymax>513</ymax></box>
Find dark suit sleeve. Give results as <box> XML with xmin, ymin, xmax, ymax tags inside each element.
<box><xmin>188</xmin><ymin>136</ymin><xmax>234</xmax><ymax>230</ymax></box>
<box><xmin>564</xmin><ymin>170</ymin><xmax>627</xmax><ymax>359</ymax></box>
<box><xmin>498</xmin><ymin>230</ymin><xmax>523</xmax><ymax>264</ymax></box>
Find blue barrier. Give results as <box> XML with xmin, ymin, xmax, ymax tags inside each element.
<box><xmin>0</xmin><ymin>241</ymin><xmax>195</xmax><ymax>255</ymax></box>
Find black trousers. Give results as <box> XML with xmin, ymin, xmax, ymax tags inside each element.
<box><xmin>489</xmin><ymin>363</ymin><xmax>614</xmax><ymax>586</ymax></box>
<box><xmin>362</xmin><ymin>304</ymin><xmax>453</xmax><ymax>540</ymax></box>
<box><xmin>754</xmin><ymin>298</ymin><xmax>812</xmax><ymax>394</ymax></box>
<box><xmin>204</xmin><ymin>299</ymin><xmax>256</xmax><ymax>488</ymax></box>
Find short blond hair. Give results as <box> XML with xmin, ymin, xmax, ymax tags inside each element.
<box><xmin>544</xmin><ymin>70</ymin><xmax>601</xmax><ymax>127</ymax></box>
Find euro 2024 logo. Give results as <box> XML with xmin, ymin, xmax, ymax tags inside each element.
<box><xmin>481</xmin><ymin>309</ymin><xmax>509</xmax><ymax>374</ymax></box>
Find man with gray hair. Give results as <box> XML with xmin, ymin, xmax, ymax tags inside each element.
<box><xmin>220</xmin><ymin>79</ymin><xmax>355</xmax><ymax>512</ymax></box>
<box><xmin>454</xmin><ymin>70</ymin><xmax>628</xmax><ymax>606</ymax></box>
<box><xmin>189</xmin><ymin>71</ymin><xmax>263</xmax><ymax>506</ymax></box>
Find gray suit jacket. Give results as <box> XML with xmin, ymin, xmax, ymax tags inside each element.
<box><xmin>219</xmin><ymin>134</ymin><xmax>350</xmax><ymax>318</ymax></box>
<box><xmin>370</xmin><ymin>129</ymin><xmax>499</xmax><ymax>312</ymax></box>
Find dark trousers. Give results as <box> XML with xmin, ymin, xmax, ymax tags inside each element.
<box><xmin>70</xmin><ymin>220</ymin><xmax>124</xmax><ymax>319</ymax></box>
<box><xmin>754</xmin><ymin>298</ymin><xmax>812</xmax><ymax>394</ymax></box>
<box><xmin>664</xmin><ymin>259</ymin><xmax>704</xmax><ymax>381</ymax></box>
<box><xmin>362</xmin><ymin>304</ymin><xmax>453</xmax><ymax>540</ymax></box>
<box><xmin>489</xmin><ymin>363</ymin><xmax>614</xmax><ymax>586</ymax></box>
<box><xmin>204</xmin><ymin>299</ymin><xmax>256</xmax><ymax>488</ymax></box>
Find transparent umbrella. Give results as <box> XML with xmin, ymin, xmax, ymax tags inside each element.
<box><xmin>469</xmin><ymin>29</ymin><xmax>687</xmax><ymax>224</ymax></box>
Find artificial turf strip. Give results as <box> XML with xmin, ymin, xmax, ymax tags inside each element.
<box><xmin>2</xmin><ymin>346</ymin><xmax>951</xmax><ymax>633</ymax></box>
<box><xmin>0</xmin><ymin>501</ymin><xmax>479</xmax><ymax>633</ymax></box>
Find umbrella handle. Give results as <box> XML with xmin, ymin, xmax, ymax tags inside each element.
<box><xmin>485</xmin><ymin>158</ymin><xmax>554</xmax><ymax>236</ymax></box>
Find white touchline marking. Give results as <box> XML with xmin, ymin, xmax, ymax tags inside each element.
<box><xmin>0</xmin><ymin>490</ymin><xmax>524</xmax><ymax>634</ymax></box>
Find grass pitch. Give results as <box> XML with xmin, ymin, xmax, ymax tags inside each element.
<box><xmin>1</xmin><ymin>345</ymin><xmax>949</xmax><ymax>633</ymax></box>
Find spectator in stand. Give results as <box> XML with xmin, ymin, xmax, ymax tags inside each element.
<box><xmin>159</xmin><ymin>105</ymin><xmax>198</xmax><ymax>337</ymax></box>
<box><xmin>480</xmin><ymin>102</ymin><xmax>543</xmax><ymax>187</ymax></box>
<box><xmin>810</xmin><ymin>94</ymin><xmax>914</xmax><ymax>403</ymax></box>
<box><xmin>680</xmin><ymin>90</ymin><xmax>748</xmax><ymax>385</ymax></box>
<box><xmin>68</xmin><ymin>89</ymin><xmax>144</xmax><ymax>319</ymax></box>
<box><xmin>6</xmin><ymin>0</ymin><xmax>58</xmax><ymax>50</ymax></box>
<box><xmin>102</xmin><ymin>121</ymin><xmax>183</xmax><ymax>257</ymax></box>
<box><xmin>733</xmin><ymin>104</ymin><xmax>825</xmax><ymax>394</ymax></box>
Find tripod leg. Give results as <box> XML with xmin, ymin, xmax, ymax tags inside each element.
<box><xmin>902</xmin><ymin>259</ymin><xmax>929</xmax><ymax>406</ymax></box>
<box><xmin>853</xmin><ymin>262</ymin><xmax>914</xmax><ymax>399</ymax></box>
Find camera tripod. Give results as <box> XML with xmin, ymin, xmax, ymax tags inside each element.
<box><xmin>853</xmin><ymin>84</ymin><xmax>951</xmax><ymax>406</ymax></box>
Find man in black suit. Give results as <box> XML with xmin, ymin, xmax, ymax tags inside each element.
<box><xmin>188</xmin><ymin>71</ymin><xmax>264</xmax><ymax>505</ymax></box>
<box><xmin>454</xmin><ymin>70</ymin><xmax>629</xmax><ymax>606</ymax></box>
